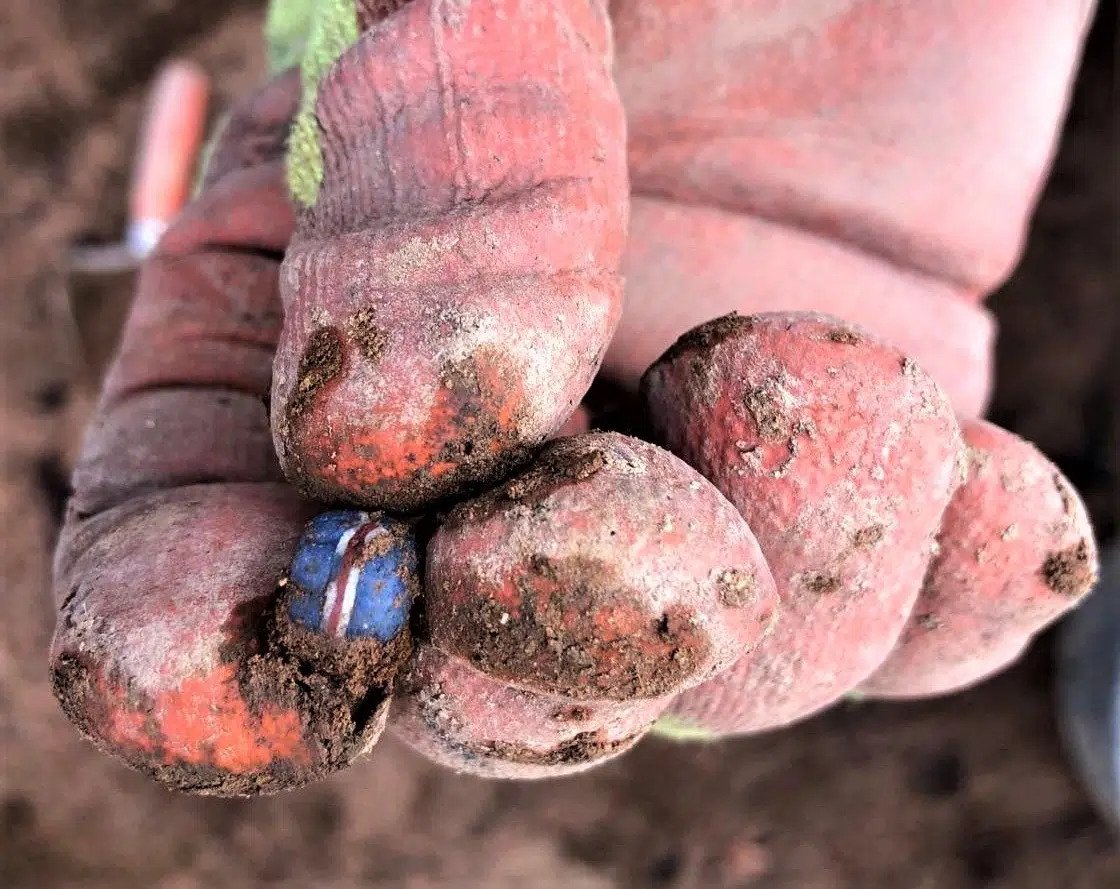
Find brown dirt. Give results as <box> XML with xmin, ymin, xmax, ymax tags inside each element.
<box><xmin>716</xmin><ymin>569</ymin><xmax>758</xmax><ymax>608</ymax></box>
<box><xmin>646</xmin><ymin>312</ymin><xmax>754</xmax><ymax>376</ymax></box>
<box><xmin>357</xmin><ymin>0</ymin><xmax>416</xmax><ymax>29</ymax></box>
<box><xmin>1041</xmin><ymin>541</ymin><xmax>1097</xmax><ymax>598</ymax></box>
<box><xmin>826</xmin><ymin>328</ymin><xmax>863</xmax><ymax>346</ymax></box>
<box><xmin>478</xmin><ymin>731</ymin><xmax>642</xmax><ymax>768</ymax></box>
<box><xmin>346</xmin><ymin>308</ymin><xmax>387</xmax><ymax>364</ymax></box>
<box><xmin>273</xmin><ymin>587</ymin><xmax>413</xmax><ymax>695</ymax></box>
<box><xmin>744</xmin><ymin>380</ymin><xmax>795</xmax><ymax>442</ymax></box>
<box><xmin>289</xmin><ymin>326</ymin><xmax>344</xmax><ymax>421</ymax></box>
<box><xmin>1</xmin><ymin>2</ymin><xmax>1117</xmax><ymax>888</ymax></box>
<box><xmin>801</xmin><ymin>573</ymin><xmax>842</xmax><ymax>596</ymax></box>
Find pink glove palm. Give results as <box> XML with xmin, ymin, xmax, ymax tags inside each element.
<box><xmin>606</xmin><ymin>0</ymin><xmax>1096</xmax><ymax>415</ymax></box>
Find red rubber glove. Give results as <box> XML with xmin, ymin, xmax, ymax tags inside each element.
<box><xmin>50</xmin><ymin>1</ymin><xmax>1096</xmax><ymax>795</ymax></box>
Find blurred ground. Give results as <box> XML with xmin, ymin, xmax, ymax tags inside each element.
<box><xmin>1</xmin><ymin>2</ymin><xmax>1117</xmax><ymax>888</ymax></box>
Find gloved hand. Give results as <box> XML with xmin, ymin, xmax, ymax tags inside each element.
<box><xmin>50</xmin><ymin>0</ymin><xmax>1098</xmax><ymax>796</ymax></box>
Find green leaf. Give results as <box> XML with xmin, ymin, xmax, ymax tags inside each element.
<box><xmin>276</xmin><ymin>0</ymin><xmax>360</xmax><ymax>207</ymax></box>
<box><xmin>650</xmin><ymin>714</ymin><xmax>716</xmax><ymax>743</ymax></box>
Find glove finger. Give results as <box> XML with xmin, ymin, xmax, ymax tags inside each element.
<box><xmin>50</xmin><ymin>73</ymin><xmax>392</xmax><ymax>796</ymax></box>
<box><xmin>642</xmin><ymin>313</ymin><xmax>961</xmax><ymax>735</ymax></box>
<box><xmin>860</xmin><ymin>418</ymin><xmax>1098</xmax><ymax>698</ymax></box>
<box><xmin>270</xmin><ymin>0</ymin><xmax>627</xmax><ymax>511</ymax></box>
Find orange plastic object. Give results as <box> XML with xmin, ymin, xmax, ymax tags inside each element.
<box><xmin>127</xmin><ymin>60</ymin><xmax>210</xmax><ymax>254</ymax></box>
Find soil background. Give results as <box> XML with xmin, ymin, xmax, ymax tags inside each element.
<box><xmin>1</xmin><ymin>2</ymin><xmax>1117</xmax><ymax>888</ymax></box>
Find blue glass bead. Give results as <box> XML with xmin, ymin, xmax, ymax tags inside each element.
<box><xmin>285</xmin><ymin>510</ymin><xmax>417</xmax><ymax>642</ymax></box>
